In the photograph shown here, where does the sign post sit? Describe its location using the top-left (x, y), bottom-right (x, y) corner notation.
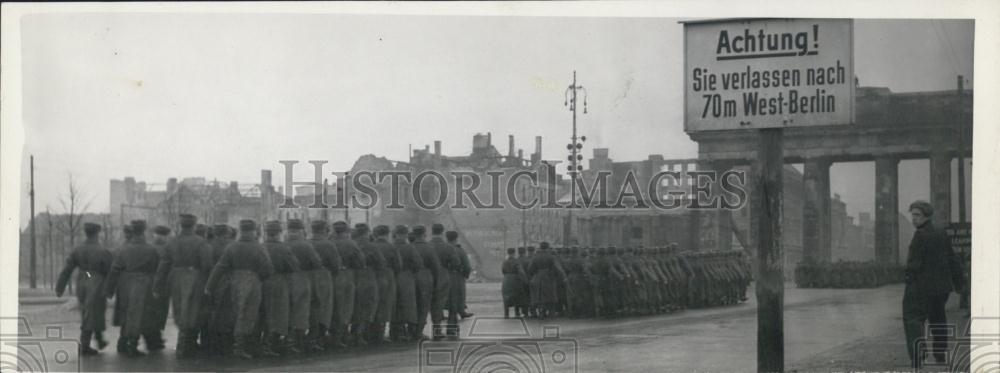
top-left (682, 18), bottom-right (855, 373)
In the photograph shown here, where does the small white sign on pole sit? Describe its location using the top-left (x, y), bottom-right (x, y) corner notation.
top-left (683, 18), bottom-right (855, 132)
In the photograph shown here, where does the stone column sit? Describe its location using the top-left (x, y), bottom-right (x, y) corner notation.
top-left (802, 158), bottom-right (832, 263)
top-left (713, 161), bottom-right (735, 251)
top-left (929, 150), bottom-right (952, 229)
top-left (875, 157), bottom-right (899, 263)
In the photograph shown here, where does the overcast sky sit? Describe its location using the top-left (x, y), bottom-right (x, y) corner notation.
top-left (17, 15), bottom-right (973, 225)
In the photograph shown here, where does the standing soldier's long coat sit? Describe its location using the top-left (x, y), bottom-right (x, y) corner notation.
top-left (56, 227), bottom-right (113, 334)
top-left (287, 233), bottom-right (320, 333)
top-left (262, 234), bottom-right (299, 335)
top-left (393, 231), bottom-right (420, 325)
top-left (527, 247), bottom-right (561, 308)
top-left (411, 230), bottom-right (440, 330)
top-left (153, 221), bottom-right (215, 349)
top-left (429, 234), bottom-right (458, 322)
top-left (205, 225), bottom-right (235, 347)
top-left (105, 230), bottom-right (160, 341)
top-left (308, 224), bottom-right (339, 337)
top-left (501, 253), bottom-right (527, 307)
top-left (373, 233), bottom-right (400, 328)
top-left (352, 230), bottom-right (383, 325)
top-left (331, 228), bottom-right (363, 329)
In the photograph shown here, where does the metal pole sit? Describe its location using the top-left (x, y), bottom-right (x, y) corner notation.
top-left (756, 128), bottom-right (784, 373)
top-left (956, 75), bottom-right (967, 224)
top-left (29, 155), bottom-right (37, 289)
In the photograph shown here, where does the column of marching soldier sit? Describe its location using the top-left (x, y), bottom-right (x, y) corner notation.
top-left (500, 243), bottom-right (753, 319)
top-left (55, 214), bottom-right (475, 359)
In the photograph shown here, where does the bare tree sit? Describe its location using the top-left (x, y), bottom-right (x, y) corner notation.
top-left (57, 174), bottom-right (92, 249)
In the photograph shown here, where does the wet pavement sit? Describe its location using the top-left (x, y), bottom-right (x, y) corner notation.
top-left (11, 283), bottom-right (967, 372)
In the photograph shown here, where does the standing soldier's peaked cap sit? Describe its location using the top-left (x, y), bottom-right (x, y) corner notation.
top-left (83, 222), bottom-right (102, 234)
top-left (354, 223), bottom-right (370, 233)
top-left (212, 224), bottom-right (229, 236)
top-left (287, 219), bottom-right (305, 230)
top-left (373, 225), bottom-right (390, 236)
top-left (445, 231), bottom-right (459, 241)
top-left (179, 213), bottom-right (197, 227)
top-left (238, 219), bottom-right (257, 231)
top-left (393, 225), bottom-right (409, 235)
top-left (153, 226), bottom-right (172, 236)
top-left (431, 223), bottom-right (445, 234)
top-left (908, 200), bottom-right (934, 217)
top-left (310, 220), bottom-right (329, 232)
top-left (411, 225), bottom-right (426, 235)
top-left (130, 220), bottom-right (147, 233)
top-left (264, 220), bottom-right (282, 233)
top-left (332, 221), bottom-right (348, 233)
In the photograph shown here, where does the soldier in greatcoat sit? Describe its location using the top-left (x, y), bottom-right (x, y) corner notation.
top-left (260, 220), bottom-right (300, 357)
top-left (391, 225), bottom-right (420, 342)
top-left (307, 220), bottom-right (338, 350)
top-left (56, 222), bottom-right (113, 356)
top-left (371, 225), bottom-right (400, 344)
top-left (104, 220), bottom-right (159, 357)
top-left (330, 221), bottom-right (362, 348)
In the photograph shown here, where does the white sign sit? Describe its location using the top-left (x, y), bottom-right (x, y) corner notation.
top-left (683, 18), bottom-right (855, 132)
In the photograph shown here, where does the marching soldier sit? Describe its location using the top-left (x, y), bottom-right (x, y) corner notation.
top-left (330, 221), bottom-right (362, 348)
top-left (104, 220), bottom-right (160, 357)
top-left (411, 225), bottom-right (440, 341)
top-left (203, 224), bottom-right (235, 355)
top-left (286, 219), bottom-right (321, 353)
top-left (260, 220), bottom-right (299, 357)
top-left (391, 225), bottom-right (420, 342)
top-left (308, 220), bottom-right (339, 350)
top-left (153, 214), bottom-right (214, 358)
top-left (204, 219), bottom-right (274, 359)
top-left (429, 224), bottom-right (460, 340)
top-left (446, 231), bottom-right (474, 319)
top-left (515, 247), bottom-right (530, 317)
top-left (501, 248), bottom-right (527, 319)
top-left (56, 222), bottom-right (113, 356)
top-left (143, 226), bottom-right (172, 352)
top-left (527, 242), bottom-right (562, 319)
top-left (372, 225), bottom-right (400, 344)
top-left (351, 223), bottom-right (382, 346)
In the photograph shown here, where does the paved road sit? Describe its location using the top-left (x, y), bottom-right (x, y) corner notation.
top-left (10, 283), bottom-right (966, 372)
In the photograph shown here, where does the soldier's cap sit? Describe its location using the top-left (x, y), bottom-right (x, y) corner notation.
top-left (212, 224), bottom-right (229, 236)
top-left (310, 220), bottom-right (329, 233)
top-left (83, 222), bottom-right (102, 235)
top-left (507, 248), bottom-right (516, 254)
top-left (238, 219), bottom-right (257, 232)
top-left (617, 247), bottom-right (626, 254)
top-left (527, 246), bottom-right (536, 252)
top-left (373, 225), bottom-right (390, 236)
top-left (332, 221), bottom-right (348, 233)
top-left (194, 224), bottom-right (207, 235)
top-left (431, 223), bottom-right (445, 235)
top-left (597, 247), bottom-right (606, 255)
top-left (285, 219), bottom-right (304, 230)
top-left (539, 242), bottom-right (551, 250)
top-left (908, 200), bottom-right (933, 217)
top-left (393, 225), bottom-right (409, 235)
top-left (154, 225), bottom-right (172, 236)
top-left (411, 225), bottom-right (426, 235)
top-left (517, 247), bottom-right (526, 253)
top-left (122, 224), bottom-right (133, 234)
top-left (179, 213), bottom-right (197, 227)
top-left (354, 223), bottom-right (370, 233)
top-left (264, 220), bottom-right (282, 233)
top-left (130, 220), bottom-right (147, 233)
top-left (445, 230), bottom-right (458, 241)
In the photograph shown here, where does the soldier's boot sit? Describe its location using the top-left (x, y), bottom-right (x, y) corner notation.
top-left (432, 323), bottom-right (446, 341)
top-left (414, 323), bottom-right (430, 341)
top-left (80, 330), bottom-right (98, 356)
top-left (301, 328), bottom-right (324, 353)
top-left (116, 336), bottom-right (128, 354)
top-left (233, 334), bottom-right (254, 360)
top-left (125, 337), bottom-right (146, 357)
top-left (333, 325), bottom-right (350, 348)
top-left (255, 333), bottom-right (279, 358)
top-left (284, 332), bottom-right (303, 356)
top-left (94, 332), bottom-right (109, 350)
top-left (145, 330), bottom-right (166, 351)
top-left (367, 323), bottom-right (383, 345)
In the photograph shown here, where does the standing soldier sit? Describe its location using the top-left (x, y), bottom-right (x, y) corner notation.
top-left (104, 220), bottom-right (160, 357)
top-left (203, 224), bottom-right (235, 355)
top-left (446, 231), bottom-right (474, 319)
top-left (153, 214), bottom-right (214, 358)
top-left (143, 226), bottom-right (172, 352)
top-left (56, 222), bottom-right (113, 356)
top-left (330, 221), bottom-right (362, 348)
top-left (501, 248), bottom-right (527, 319)
top-left (371, 225), bottom-right (399, 344)
top-left (515, 247), bottom-right (530, 318)
top-left (286, 219), bottom-right (320, 353)
top-left (260, 220), bottom-right (300, 357)
top-left (526, 246), bottom-right (539, 317)
top-left (205, 219), bottom-right (273, 359)
top-left (527, 242), bottom-right (561, 319)
top-left (351, 223), bottom-right (381, 346)
top-left (391, 225), bottom-right (419, 342)
top-left (411, 225), bottom-right (439, 341)
top-left (308, 220), bottom-right (338, 351)
top-left (429, 224), bottom-right (459, 340)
